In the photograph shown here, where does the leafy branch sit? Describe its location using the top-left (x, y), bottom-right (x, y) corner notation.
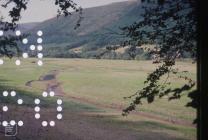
top-left (119, 0), bottom-right (197, 123)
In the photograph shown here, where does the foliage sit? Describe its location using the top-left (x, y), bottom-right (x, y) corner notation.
top-left (0, 0), bottom-right (82, 57)
top-left (120, 0), bottom-right (197, 122)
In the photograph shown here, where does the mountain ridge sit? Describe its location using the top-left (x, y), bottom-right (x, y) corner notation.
top-left (27, 1), bottom-right (144, 59)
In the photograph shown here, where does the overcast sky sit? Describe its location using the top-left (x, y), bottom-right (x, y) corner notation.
top-left (0, 0), bottom-right (133, 23)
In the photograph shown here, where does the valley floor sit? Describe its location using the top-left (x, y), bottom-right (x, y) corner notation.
top-left (0, 58), bottom-right (196, 140)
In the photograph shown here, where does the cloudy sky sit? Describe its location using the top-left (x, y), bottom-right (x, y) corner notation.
top-left (0, 0), bottom-right (133, 23)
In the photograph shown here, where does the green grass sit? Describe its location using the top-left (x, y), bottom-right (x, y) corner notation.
top-left (99, 116), bottom-right (196, 139)
top-left (56, 59), bottom-right (196, 121)
top-left (0, 58), bottom-right (196, 140)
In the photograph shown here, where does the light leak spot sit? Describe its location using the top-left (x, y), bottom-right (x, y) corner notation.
top-left (15, 60), bottom-right (21, 66)
top-left (0, 30), bottom-right (3, 36)
top-left (42, 91), bottom-right (48, 97)
top-left (22, 38), bottom-right (28, 44)
top-left (37, 38), bottom-right (43, 44)
top-left (37, 30), bottom-right (43, 36)
top-left (57, 106), bottom-right (62, 112)
top-left (37, 45), bottom-right (43, 51)
top-left (10, 120), bottom-right (16, 126)
top-left (22, 53), bottom-right (29, 58)
top-left (3, 91), bottom-right (9, 96)
top-left (2, 106), bottom-right (8, 112)
top-left (2, 121), bottom-right (8, 127)
top-left (15, 30), bottom-right (21, 36)
top-left (17, 99), bottom-right (23, 105)
top-left (10, 91), bottom-right (16, 96)
top-left (57, 99), bottom-right (63, 105)
top-left (35, 113), bottom-right (40, 119)
top-left (34, 106), bottom-right (40, 112)
top-left (42, 121), bottom-right (48, 127)
top-left (30, 45), bottom-right (36, 51)
top-left (57, 114), bottom-right (62, 120)
top-left (49, 91), bottom-right (55, 97)
top-left (49, 121), bottom-right (55, 127)
top-left (38, 53), bottom-right (43, 59)
top-left (0, 59), bottom-right (4, 65)
top-left (18, 121), bottom-right (24, 126)
top-left (34, 99), bottom-right (40, 104)
top-left (37, 60), bottom-right (43, 66)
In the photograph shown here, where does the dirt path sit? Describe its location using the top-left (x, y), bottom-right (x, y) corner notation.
top-left (25, 70), bottom-right (195, 128)
top-left (44, 70), bottom-right (65, 96)
top-left (25, 70), bottom-right (65, 96)
top-left (0, 106), bottom-right (182, 140)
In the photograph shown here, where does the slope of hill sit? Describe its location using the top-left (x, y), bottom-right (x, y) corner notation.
top-left (28, 1), bottom-right (144, 59)
top-left (18, 22), bottom-right (39, 32)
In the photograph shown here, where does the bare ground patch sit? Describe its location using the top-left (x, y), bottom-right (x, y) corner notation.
top-left (0, 105), bottom-right (188, 140)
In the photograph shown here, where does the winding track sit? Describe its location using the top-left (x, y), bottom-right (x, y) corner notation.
top-left (25, 69), bottom-right (195, 128)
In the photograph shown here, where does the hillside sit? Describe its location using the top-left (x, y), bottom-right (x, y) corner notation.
top-left (18, 22), bottom-right (39, 32)
top-left (28, 1), bottom-right (144, 59)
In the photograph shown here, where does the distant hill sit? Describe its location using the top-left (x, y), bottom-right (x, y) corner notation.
top-left (27, 1), bottom-right (145, 59)
top-left (18, 22), bottom-right (39, 32)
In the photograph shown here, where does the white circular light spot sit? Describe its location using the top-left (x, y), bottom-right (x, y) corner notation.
top-left (37, 45), bottom-right (43, 51)
top-left (49, 91), bottom-right (55, 97)
top-left (2, 121), bottom-right (8, 127)
top-left (42, 121), bottom-right (48, 127)
top-left (34, 106), bottom-right (40, 112)
top-left (34, 99), bottom-right (40, 104)
top-left (42, 91), bottom-right (47, 97)
top-left (57, 114), bottom-right (62, 120)
top-left (18, 121), bottom-right (23, 126)
top-left (37, 38), bottom-right (43, 44)
top-left (37, 30), bottom-right (43, 36)
top-left (49, 121), bottom-right (55, 127)
top-left (22, 38), bottom-right (28, 44)
top-left (22, 53), bottom-right (28, 58)
top-left (3, 91), bottom-right (8, 96)
top-left (30, 45), bottom-right (35, 50)
top-left (0, 30), bottom-right (3, 36)
top-left (37, 53), bottom-right (43, 59)
top-left (57, 99), bottom-right (62, 105)
top-left (35, 113), bottom-right (40, 119)
top-left (15, 30), bottom-right (21, 36)
top-left (0, 59), bottom-right (4, 65)
top-left (37, 60), bottom-right (43, 66)
top-left (3, 106), bottom-right (8, 112)
top-left (15, 60), bottom-right (21, 66)
top-left (10, 91), bottom-right (16, 96)
top-left (17, 99), bottom-right (23, 105)
top-left (10, 120), bottom-right (16, 126)
top-left (57, 106), bottom-right (62, 112)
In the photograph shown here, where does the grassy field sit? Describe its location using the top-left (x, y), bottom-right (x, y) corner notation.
top-left (0, 58), bottom-right (196, 140)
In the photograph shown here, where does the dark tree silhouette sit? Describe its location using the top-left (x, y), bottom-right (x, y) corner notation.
top-left (119, 0), bottom-right (197, 123)
top-left (0, 0), bottom-right (82, 57)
